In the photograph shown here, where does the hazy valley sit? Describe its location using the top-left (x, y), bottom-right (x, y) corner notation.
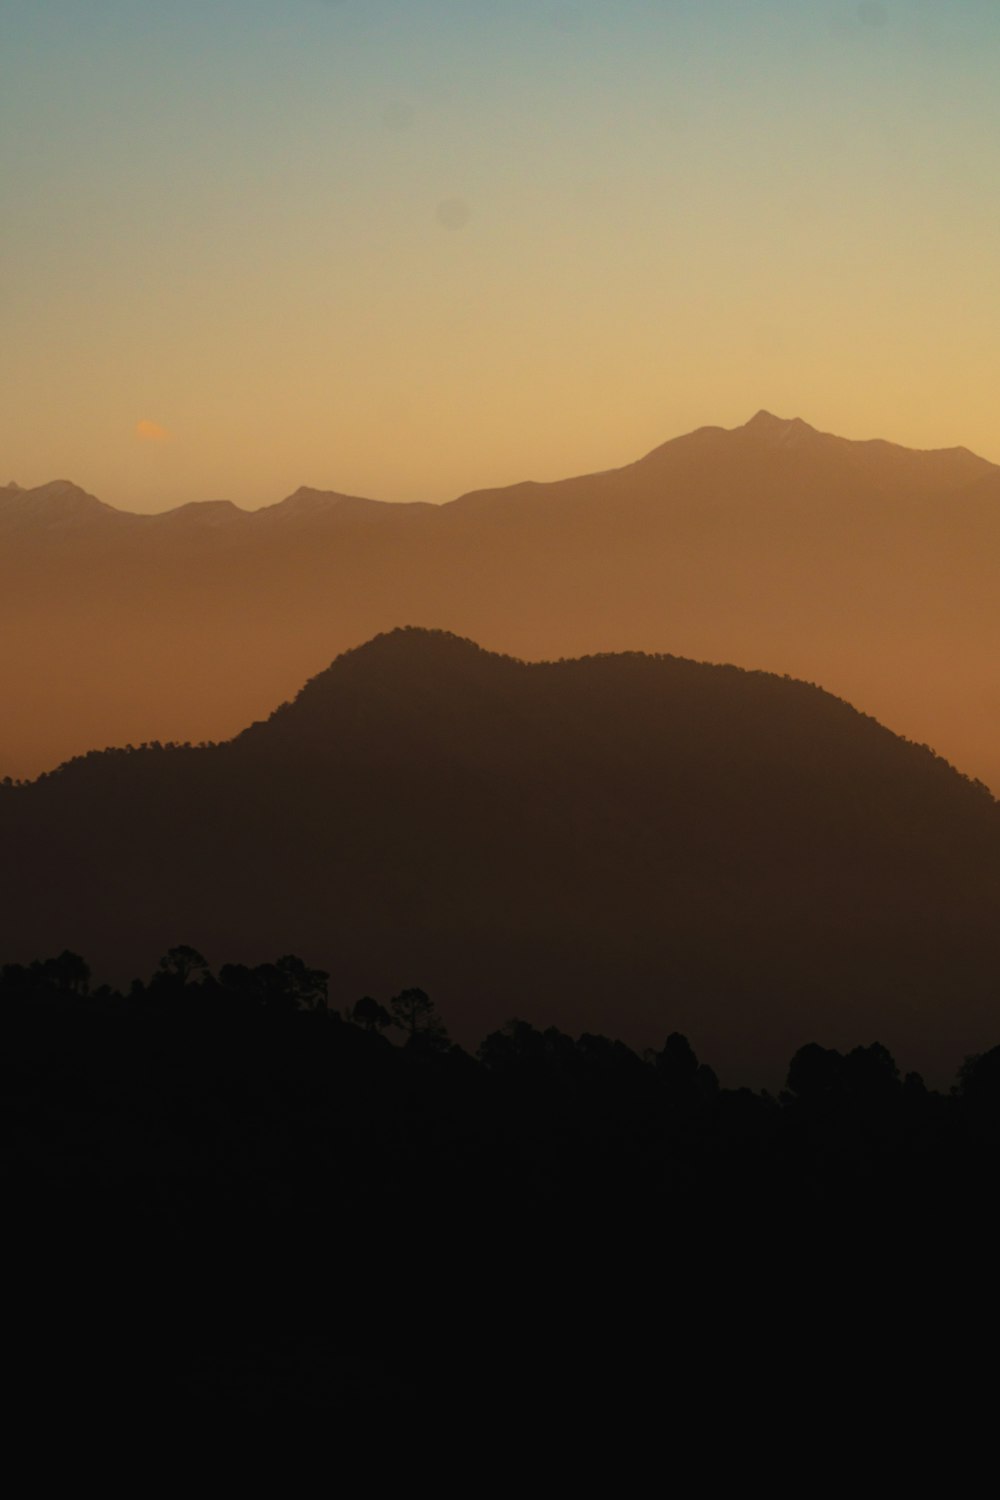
top-left (6, 410), bottom-right (1000, 793)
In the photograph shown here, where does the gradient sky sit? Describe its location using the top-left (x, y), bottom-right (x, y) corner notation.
top-left (3, 0), bottom-right (999, 511)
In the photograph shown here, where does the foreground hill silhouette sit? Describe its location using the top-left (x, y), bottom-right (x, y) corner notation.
top-left (2, 628), bottom-right (998, 1081)
top-left (5, 411), bottom-right (1000, 788)
top-left (4, 949), bottom-right (1000, 1428)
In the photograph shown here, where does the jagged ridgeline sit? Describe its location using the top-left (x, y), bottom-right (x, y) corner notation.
top-left (2, 628), bottom-right (999, 1081)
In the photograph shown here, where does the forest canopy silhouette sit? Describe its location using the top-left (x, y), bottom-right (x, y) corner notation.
top-left (5, 943), bottom-right (1000, 1419)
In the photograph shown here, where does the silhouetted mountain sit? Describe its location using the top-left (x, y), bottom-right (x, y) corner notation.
top-left (0, 478), bottom-right (116, 534)
top-left (2, 629), bottom-right (998, 1081)
top-left (147, 498), bottom-right (248, 530)
top-left (4, 412), bottom-right (1000, 789)
top-left (260, 485), bottom-right (436, 525)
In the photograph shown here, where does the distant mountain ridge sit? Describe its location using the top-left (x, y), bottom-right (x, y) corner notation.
top-left (2, 628), bottom-right (998, 1082)
top-left (4, 411), bottom-right (1000, 791)
top-left (6, 411), bottom-right (997, 527)
top-left (0, 477), bottom-right (408, 533)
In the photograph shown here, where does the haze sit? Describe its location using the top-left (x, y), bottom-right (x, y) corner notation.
top-left (3, 411), bottom-right (1000, 799)
top-left (3, 1), bottom-right (1000, 511)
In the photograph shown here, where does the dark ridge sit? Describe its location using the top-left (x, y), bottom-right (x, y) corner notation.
top-left (2, 630), bottom-right (998, 1083)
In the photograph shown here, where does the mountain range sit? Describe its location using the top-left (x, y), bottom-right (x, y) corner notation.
top-left (3, 627), bottom-right (998, 1082)
top-left (5, 410), bottom-right (1000, 790)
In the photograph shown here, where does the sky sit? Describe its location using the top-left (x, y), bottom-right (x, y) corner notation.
top-left (2, 0), bottom-right (999, 511)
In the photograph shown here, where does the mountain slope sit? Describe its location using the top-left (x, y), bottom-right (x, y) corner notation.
top-left (2, 629), bottom-right (997, 1081)
top-left (0, 479), bottom-right (118, 534)
top-left (4, 412), bottom-right (1000, 789)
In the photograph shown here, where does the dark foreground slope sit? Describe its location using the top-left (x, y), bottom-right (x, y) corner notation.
top-left (2, 628), bottom-right (999, 1079)
top-left (5, 966), bottom-right (1000, 1431)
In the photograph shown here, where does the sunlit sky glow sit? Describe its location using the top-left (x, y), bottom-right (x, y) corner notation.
top-left (3, 0), bottom-right (998, 510)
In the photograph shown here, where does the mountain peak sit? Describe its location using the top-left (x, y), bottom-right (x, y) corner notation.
top-left (319, 626), bottom-right (496, 680)
top-left (0, 478), bottom-right (116, 531)
top-left (743, 410), bottom-right (818, 443)
top-left (230, 628), bottom-right (513, 749)
top-left (152, 498), bottom-right (248, 527)
top-left (261, 485), bottom-right (392, 522)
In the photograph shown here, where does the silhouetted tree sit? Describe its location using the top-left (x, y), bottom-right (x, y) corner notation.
top-left (217, 962), bottom-right (259, 1006)
top-left (957, 1045), bottom-right (1000, 1102)
top-left (653, 1032), bottom-right (718, 1103)
top-left (478, 1019), bottom-right (578, 1075)
top-left (842, 1042), bottom-right (900, 1102)
top-left (785, 1042), bottom-right (900, 1107)
top-left (389, 987), bottom-right (449, 1049)
top-left (0, 961), bottom-right (31, 994)
top-left (350, 995), bottom-right (393, 1032)
top-left (158, 946), bottom-right (209, 985)
top-left (216, 956), bottom-right (328, 1012)
top-left (274, 954), bottom-right (329, 1012)
top-left (35, 950), bottom-right (90, 996)
top-left (955, 1044), bottom-right (1000, 1143)
top-left (785, 1043), bottom-right (844, 1102)
top-left (656, 1032), bottom-right (699, 1085)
